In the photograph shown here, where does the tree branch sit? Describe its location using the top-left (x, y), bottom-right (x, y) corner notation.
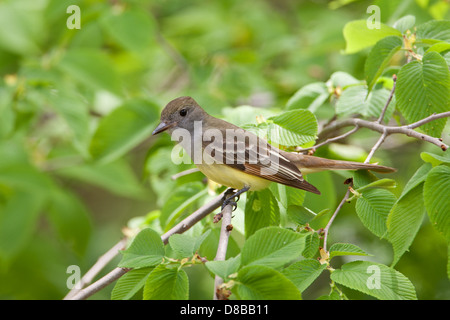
top-left (377, 74), bottom-right (397, 124)
top-left (318, 112), bottom-right (450, 151)
top-left (213, 203), bottom-right (233, 300)
top-left (66, 190), bottom-right (228, 300)
top-left (322, 180), bottom-right (352, 253)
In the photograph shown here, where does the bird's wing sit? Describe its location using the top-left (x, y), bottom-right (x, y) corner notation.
top-left (202, 129), bottom-right (321, 194)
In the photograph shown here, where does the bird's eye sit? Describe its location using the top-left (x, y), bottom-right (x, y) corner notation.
top-left (179, 109), bottom-right (187, 117)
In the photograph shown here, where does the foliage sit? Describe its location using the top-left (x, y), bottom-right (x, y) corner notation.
top-left (0, 0), bottom-right (448, 300)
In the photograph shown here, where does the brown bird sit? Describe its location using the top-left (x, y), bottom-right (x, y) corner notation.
top-left (152, 96), bottom-right (395, 206)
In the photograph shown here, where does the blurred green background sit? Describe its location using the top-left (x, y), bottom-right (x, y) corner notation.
top-left (0, 0), bottom-right (448, 299)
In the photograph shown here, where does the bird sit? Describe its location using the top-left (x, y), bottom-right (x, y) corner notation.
top-left (152, 96), bottom-right (395, 208)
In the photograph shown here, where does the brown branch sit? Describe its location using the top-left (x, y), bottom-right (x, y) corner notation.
top-left (66, 190), bottom-right (228, 300)
top-left (322, 180), bottom-right (352, 253)
top-left (377, 74), bottom-right (397, 124)
top-left (213, 203), bottom-right (233, 300)
top-left (64, 237), bottom-right (127, 299)
top-left (318, 112), bottom-right (450, 151)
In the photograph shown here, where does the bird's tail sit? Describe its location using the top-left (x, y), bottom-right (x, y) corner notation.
top-left (282, 153), bottom-right (396, 175)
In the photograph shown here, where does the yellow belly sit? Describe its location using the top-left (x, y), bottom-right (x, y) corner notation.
top-left (196, 163), bottom-right (270, 191)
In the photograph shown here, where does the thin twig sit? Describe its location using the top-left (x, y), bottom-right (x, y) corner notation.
top-left (318, 112), bottom-right (450, 151)
top-left (64, 237), bottom-right (128, 299)
top-left (364, 130), bottom-right (388, 163)
top-left (171, 168), bottom-right (200, 180)
top-left (322, 182), bottom-right (352, 253)
top-left (213, 203), bottom-right (233, 300)
top-left (377, 74), bottom-right (397, 124)
top-left (67, 190), bottom-right (228, 300)
top-left (299, 126), bottom-right (360, 152)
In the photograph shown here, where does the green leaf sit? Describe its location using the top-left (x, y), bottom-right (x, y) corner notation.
top-left (0, 190), bottom-right (46, 261)
top-left (58, 48), bottom-right (122, 95)
top-left (234, 265), bottom-right (301, 300)
top-left (143, 264), bottom-right (189, 300)
top-left (270, 183), bottom-right (306, 208)
top-left (240, 226), bottom-right (306, 269)
top-left (393, 15), bottom-right (416, 34)
top-left (287, 206), bottom-right (317, 225)
top-left (364, 36), bottom-right (402, 93)
top-left (336, 85), bottom-right (395, 121)
top-left (387, 184), bottom-right (425, 266)
top-left (119, 228), bottom-right (165, 269)
top-left (356, 178), bottom-right (397, 192)
top-left (244, 189), bottom-right (280, 237)
top-left (111, 268), bottom-right (153, 300)
top-left (0, 2), bottom-right (43, 55)
top-left (89, 98), bottom-right (160, 163)
top-left (355, 189), bottom-right (397, 238)
top-left (329, 243), bottom-right (371, 259)
top-left (205, 255), bottom-right (241, 279)
top-left (160, 182), bottom-right (206, 230)
top-left (423, 165), bottom-right (450, 241)
top-left (417, 20), bottom-right (450, 44)
top-left (329, 71), bottom-right (360, 88)
top-left (46, 190), bottom-right (92, 256)
top-left (267, 109), bottom-right (318, 147)
top-left (331, 261), bottom-right (417, 300)
top-left (56, 159), bottom-right (146, 199)
top-left (426, 41), bottom-right (450, 54)
top-left (100, 9), bottom-right (155, 52)
top-left (48, 89), bottom-right (90, 157)
top-left (302, 232), bottom-right (319, 258)
top-left (421, 151), bottom-right (450, 167)
top-left (168, 230), bottom-right (210, 259)
top-left (399, 163), bottom-right (432, 200)
top-left (168, 234), bottom-right (197, 259)
top-left (282, 259), bottom-right (327, 292)
top-left (286, 82), bottom-right (330, 112)
top-left (343, 20), bottom-right (402, 54)
top-left (396, 51), bottom-right (450, 137)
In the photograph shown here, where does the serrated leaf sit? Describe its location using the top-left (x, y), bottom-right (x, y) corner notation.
top-left (393, 15), bottom-right (416, 34)
top-left (89, 98), bottom-right (160, 163)
top-left (241, 226), bottom-right (306, 269)
top-left (160, 182), bottom-right (206, 230)
top-left (287, 205), bottom-right (316, 225)
top-left (205, 255), bottom-right (241, 280)
top-left (168, 234), bottom-right (196, 258)
top-left (111, 268), bottom-right (153, 300)
top-left (286, 82), bottom-right (330, 112)
top-left (119, 228), bottom-right (165, 269)
top-left (336, 85), bottom-right (395, 121)
top-left (244, 189), bottom-right (280, 237)
top-left (343, 20), bottom-right (402, 54)
top-left (329, 71), bottom-right (360, 88)
top-left (267, 109), bottom-right (318, 147)
top-left (331, 261), bottom-right (417, 300)
top-left (387, 185), bottom-right (425, 266)
top-left (417, 20), bottom-right (450, 44)
top-left (399, 163), bottom-right (432, 200)
top-left (355, 189), bottom-right (397, 238)
top-left (282, 259), bottom-right (327, 292)
top-left (143, 264), bottom-right (189, 300)
top-left (329, 243), bottom-right (371, 259)
top-left (396, 51), bottom-right (450, 137)
top-left (423, 165), bottom-right (450, 241)
top-left (234, 265), bottom-right (302, 300)
top-left (365, 36), bottom-right (402, 93)
top-left (302, 232), bottom-right (320, 258)
top-left (420, 152), bottom-right (450, 167)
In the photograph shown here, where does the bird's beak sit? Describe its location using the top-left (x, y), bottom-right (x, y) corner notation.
top-left (152, 121), bottom-right (177, 135)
